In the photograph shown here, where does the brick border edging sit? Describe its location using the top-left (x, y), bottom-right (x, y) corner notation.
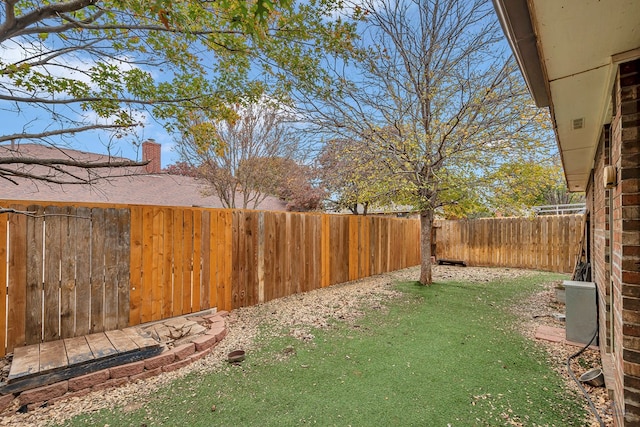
top-left (0, 311), bottom-right (229, 414)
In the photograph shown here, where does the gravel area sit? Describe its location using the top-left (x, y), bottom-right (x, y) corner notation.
top-left (0, 265), bottom-right (611, 426)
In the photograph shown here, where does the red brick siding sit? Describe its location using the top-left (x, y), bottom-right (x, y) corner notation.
top-left (619, 58), bottom-right (640, 425)
top-left (590, 60), bottom-right (640, 425)
top-left (591, 127), bottom-right (612, 352)
top-left (610, 64), bottom-right (626, 426)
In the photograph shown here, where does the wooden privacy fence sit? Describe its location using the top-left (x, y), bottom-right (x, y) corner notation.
top-left (0, 202), bottom-right (421, 356)
top-left (435, 215), bottom-right (583, 273)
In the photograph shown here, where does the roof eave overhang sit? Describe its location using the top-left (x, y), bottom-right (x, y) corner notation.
top-left (492, 0), bottom-right (549, 108)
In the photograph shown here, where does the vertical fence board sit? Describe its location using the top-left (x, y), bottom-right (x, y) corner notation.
top-left (141, 207), bottom-right (154, 322)
top-left (0, 213), bottom-right (7, 356)
top-left (149, 208), bottom-right (162, 322)
top-left (192, 210), bottom-right (202, 312)
top-left (129, 206), bottom-right (143, 326)
top-left (321, 215), bottom-right (330, 288)
top-left (246, 212), bottom-right (258, 306)
top-left (276, 212), bottom-right (288, 298)
top-left (310, 215), bottom-right (321, 290)
top-left (201, 211), bottom-right (211, 310)
top-left (25, 206), bottom-right (44, 345)
top-left (362, 217), bottom-right (369, 278)
top-left (263, 212), bottom-right (275, 302)
top-left (301, 215), bottom-right (311, 293)
top-left (209, 211), bottom-right (220, 310)
top-left (161, 208), bottom-right (173, 319)
top-left (60, 206), bottom-right (76, 339)
top-left (116, 209), bottom-right (130, 329)
top-left (43, 206), bottom-right (62, 341)
top-left (307, 215), bottom-right (315, 288)
top-left (290, 214), bottom-right (301, 296)
top-left (103, 208), bottom-right (119, 331)
top-left (213, 211), bottom-right (224, 310)
top-left (348, 216), bottom-right (358, 281)
top-left (171, 209), bottom-right (184, 316)
top-left (8, 206), bottom-right (28, 349)
top-left (75, 207), bottom-right (91, 336)
top-left (284, 213), bottom-right (293, 295)
top-left (182, 210), bottom-right (193, 315)
top-left (222, 211), bottom-right (233, 312)
top-left (90, 208), bottom-right (105, 333)
top-left (231, 212), bottom-right (240, 308)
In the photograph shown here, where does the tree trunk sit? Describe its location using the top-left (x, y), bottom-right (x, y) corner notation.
top-left (419, 209), bottom-right (434, 285)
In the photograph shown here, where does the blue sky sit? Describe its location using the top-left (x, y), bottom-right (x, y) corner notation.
top-left (0, 24), bottom-right (183, 168)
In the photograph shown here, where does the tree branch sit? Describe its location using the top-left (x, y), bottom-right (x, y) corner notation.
top-left (0, 0), bottom-right (98, 42)
top-left (0, 123), bottom-right (132, 144)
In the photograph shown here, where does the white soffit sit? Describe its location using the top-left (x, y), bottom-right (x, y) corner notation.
top-left (529, 0), bottom-right (640, 191)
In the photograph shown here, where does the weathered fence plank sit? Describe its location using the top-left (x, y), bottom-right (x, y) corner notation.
top-left (116, 209), bottom-right (130, 329)
top-left (128, 206), bottom-right (143, 327)
top-left (8, 206), bottom-right (28, 350)
top-left (25, 206), bottom-right (44, 345)
top-left (90, 208), bottom-right (106, 333)
top-left (0, 212), bottom-right (7, 357)
top-left (43, 205), bottom-right (62, 341)
top-left (60, 206), bottom-right (76, 339)
top-left (75, 207), bottom-right (92, 336)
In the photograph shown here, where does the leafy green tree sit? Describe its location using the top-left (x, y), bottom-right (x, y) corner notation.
top-left (0, 0), bottom-right (355, 182)
top-left (317, 137), bottom-right (400, 215)
top-left (486, 161), bottom-right (556, 216)
top-left (538, 165), bottom-right (585, 207)
top-left (477, 158), bottom-right (584, 216)
top-left (298, 0), bottom-right (553, 284)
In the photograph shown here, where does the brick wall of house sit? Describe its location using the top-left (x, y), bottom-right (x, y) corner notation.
top-left (616, 58), bottom-right (640, 425)
top-left (591, 126), bottom-right (612, 353)
top-left (610, 63), bottom-right (626, 426)
top-left (589, 59), bottom-right (640, 425)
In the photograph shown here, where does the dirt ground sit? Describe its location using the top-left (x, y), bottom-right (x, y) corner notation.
top-left (0, 265), bottom-right (612, 426)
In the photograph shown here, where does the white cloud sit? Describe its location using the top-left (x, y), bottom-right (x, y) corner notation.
top-left (1, 37), bottom-right (147, 96)
top-left (81, 109), bottom-right (150, 128)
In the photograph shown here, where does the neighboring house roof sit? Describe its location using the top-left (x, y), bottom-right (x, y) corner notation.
top-left (493, 0), bottom-right (640, 191)
top-left (0, 143), bottom-right (288, 210)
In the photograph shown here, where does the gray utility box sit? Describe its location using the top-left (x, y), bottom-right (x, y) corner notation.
top-left (564, 280), bottom-right (598, 345)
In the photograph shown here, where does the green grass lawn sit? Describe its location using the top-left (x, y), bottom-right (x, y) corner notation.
top-left (67, 272), bottom-right (587, 426)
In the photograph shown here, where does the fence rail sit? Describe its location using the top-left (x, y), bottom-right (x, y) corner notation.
top-left (435, 215), bottom-right (583, 273)
top-left (0, 202), bottom-right (421, 356)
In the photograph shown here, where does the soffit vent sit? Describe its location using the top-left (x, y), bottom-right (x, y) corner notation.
top-left (572, 118), bottom-right (585, 130)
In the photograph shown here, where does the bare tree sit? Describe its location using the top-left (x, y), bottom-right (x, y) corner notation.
top-left (176, 100), bottom-right (305, 209)
top-left (298, 0), bottom-right (552, 284)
